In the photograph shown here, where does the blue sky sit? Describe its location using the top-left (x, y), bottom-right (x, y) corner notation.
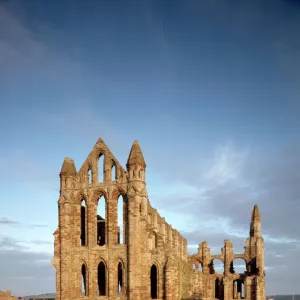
top-left (0, 0), bottom-right (300, 297)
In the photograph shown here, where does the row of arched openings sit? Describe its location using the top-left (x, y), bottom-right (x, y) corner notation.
top-left (81, 261), bottom-right (123, 296)
top-left (81, 263), bottom-right (158, 299)
top-left (192, 258), bottom-right (247, 274)
top-left (88, 154), bottom-right (117, 184)
top-left (214, 279), bottom-right (244, 300)
top-left (80, 195), bottom-right (126, 246)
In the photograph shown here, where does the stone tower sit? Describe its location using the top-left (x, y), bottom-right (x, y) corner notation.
top-left (52, 137), bottom-right (265, 300)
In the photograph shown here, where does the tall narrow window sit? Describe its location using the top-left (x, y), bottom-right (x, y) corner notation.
top-left (111, 163), bottom-right (116, 181)
top-left (82, 264), bottom-right (87, 296)
top-left (215, 279), bottom-right (220, 299)
top-left (234, 280), bottom-right (244, 299)
top-left (88, 168), bottom-right (92, 184)
top-left (153, 233), bottom-right (158, 249)
top-left (98, 154), bottom-right (104, 182)
top-left (97, 196), bottom-right (106, 246)
top-left (117, 262), bottom-right (123, 295)
top-left (117, 195), bottom-right (124, 244)
top-left (233, 280), bottom-right (238, 299)
top-left (150, 264), bottom-right (158, 299)
top-left (98, 262), bottom-right (106, 296)
top-left (80, 200), bottom-right (87, 246)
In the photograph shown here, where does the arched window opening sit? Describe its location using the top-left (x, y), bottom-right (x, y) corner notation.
top-left (230, 258), bottom-right (247, 274)
top-left (150, 264), bottom-right (158, 299)
top-left (248, 258), bottom-right (259, 275)
top-left (97, 196), bottom-right (106, 246)
top-left (98, 154), bottom-right (104, 183)
top-left (81, 264), bottom-right (87, 296)
top-left (192, 261), bottom-right (203, 272)
top-left (209, 259), bottom-right (224, 274)
top-left (98, 262), bottom-right (106, 296)
top-left (80, 200), bottom-right (87, 246)
top-left (117, 262), bottom-right (123, 296)
top-left (111, 163), bottom-right (116, 181)
top-left (88, 168), bottom-right (92, 185)
top-left (233, 279), bottom-right (244, 299)
top-left (215, 279), bottom-right (220, 300)
top-left (117, 195), bottom-right (125, 244)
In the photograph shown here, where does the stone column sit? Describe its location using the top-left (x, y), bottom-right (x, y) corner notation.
top-left (223, 277), bottom-right (230, 300)
top-left (88, 201), bottom-right (96, 247)
top-left (59, 200), bottom-right (72, 300)
top-left (127, 191), bottom-right (141, 300)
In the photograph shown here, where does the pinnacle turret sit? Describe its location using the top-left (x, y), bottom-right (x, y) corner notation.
top-left (250, 204), bottom-right (261, 237)
top-left (126, 140), bottom-right (146, 168)
top-left (251, 204), bottom-right (261, 222)
top-left (60, 157), bottom-right (77, 176)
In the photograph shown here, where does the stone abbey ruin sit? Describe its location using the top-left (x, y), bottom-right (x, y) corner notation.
top-left (52, 138), bottom-right (266, 300)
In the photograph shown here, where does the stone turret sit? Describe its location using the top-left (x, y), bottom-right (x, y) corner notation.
top-left (126, 140), bottom-right (146, 182)
top-left (60, 157), bottom-right (77, 191)
top-left (250, 204), bottom-right (261, 237)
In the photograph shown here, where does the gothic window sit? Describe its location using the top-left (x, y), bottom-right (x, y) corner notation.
top-left (80, 200), bottom-right (87, 246)
top-left (117, 195), bottom-right (125, 244)
top-left (111, 162), bottom-right (116, 181)
top-left (117, 262), bottom-right (123, 295)
top-left (98, 262), bottom-right (106, 296)
top-left (215, 278), bottom-right (220, 299)
top-left (150, 264), bottom-right (158, 299)
top-left (81, 264), bottom-right (87, 296)
top-left (98, 154), bottom-right (104, 182)
top-left (97, 196), bottom-right (106, 246)
top-left (88, 168), bottom-right (92, 184)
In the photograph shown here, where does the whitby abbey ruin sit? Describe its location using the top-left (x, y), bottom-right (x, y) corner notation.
top-left (52, 138), bottom-right (266, 300)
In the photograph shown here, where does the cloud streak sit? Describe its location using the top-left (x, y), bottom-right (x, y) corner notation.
top-left (0, 217), bottom-right (47, 229)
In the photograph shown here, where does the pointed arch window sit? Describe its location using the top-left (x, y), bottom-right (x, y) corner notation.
top-left (80, 200), bottom-right (87, 246)
top-left (88, 168), bottom-right (92, 184)
top-left (81, 264), bottom-right (87, 296)
top-left (111, 162), bottom-right (116, 181)
top-left (97, 196), bottom-right (106, 246)
top-left (117, 195), bottom-right (126, 244)
top-left (150, 264), bottom-right (158, 299)
top-left (98, 154), bottom-right (104, 182)
top-left (117, 262), bottom-right (123, 295)
top-left (98, 262), bottom-right (106, 296)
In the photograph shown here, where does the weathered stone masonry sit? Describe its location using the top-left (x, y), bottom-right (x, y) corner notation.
top-left (52, 138), bottom-right (266, 300)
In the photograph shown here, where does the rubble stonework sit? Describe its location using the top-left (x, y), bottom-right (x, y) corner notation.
top-left (0, 290), bottom-right (22, 300)
top-left (52, 138), bottom-right (266, 300)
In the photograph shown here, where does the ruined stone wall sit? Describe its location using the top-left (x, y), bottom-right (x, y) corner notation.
top-left (52, 138), bottom-right (188, 300)
top-left (186, 205), bottom-right (266, 300)
top-left (52, 138), bottom-right (265, 300)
